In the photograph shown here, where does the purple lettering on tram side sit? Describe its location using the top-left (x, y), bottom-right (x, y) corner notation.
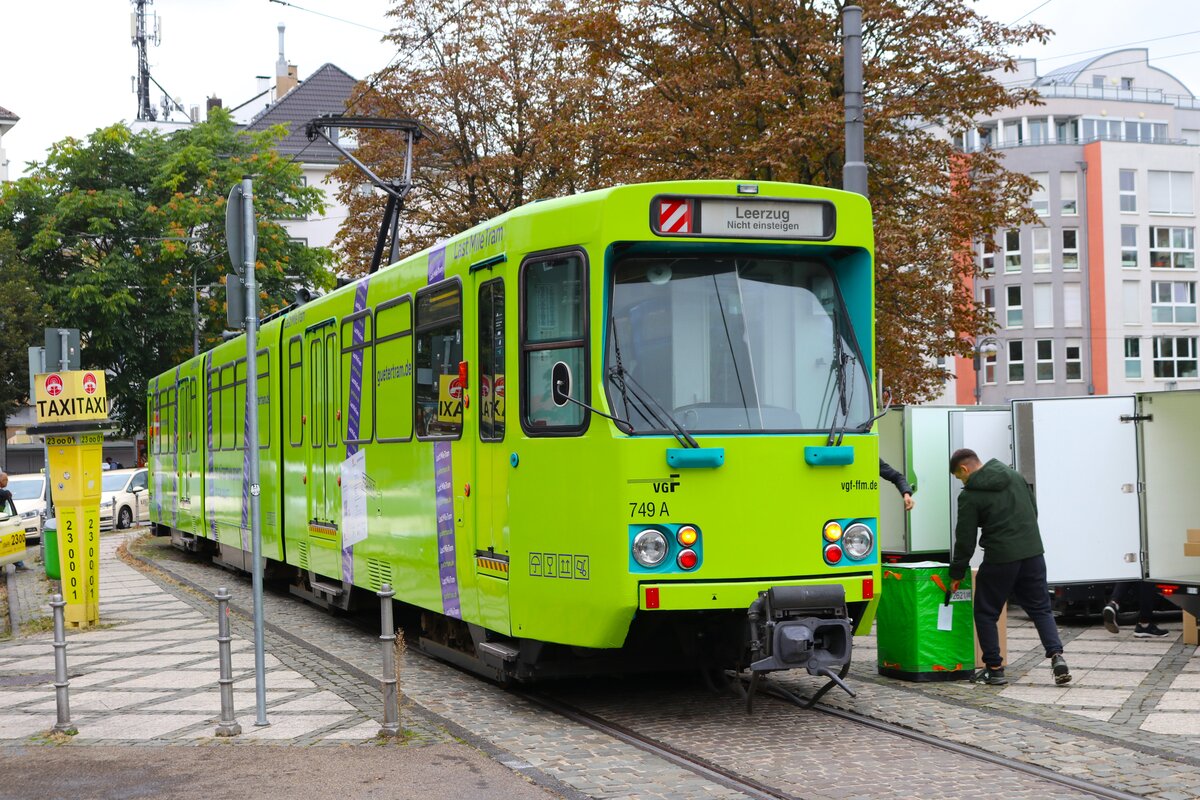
top-left (434, 441), bottom-right (460, 618)
top-left (427, 246), bottom-right (446, 284)
top-left (342, 278), bottom-right (372, 584)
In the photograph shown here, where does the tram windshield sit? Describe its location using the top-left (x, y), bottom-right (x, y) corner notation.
top-left (606, 255), bottom-right (872, 434)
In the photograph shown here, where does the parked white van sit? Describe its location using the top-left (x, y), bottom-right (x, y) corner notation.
top-left (99, 468), bottom-right (150, 530)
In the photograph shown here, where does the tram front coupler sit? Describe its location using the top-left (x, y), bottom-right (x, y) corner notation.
top-left (747, 585), bottom-right (854, 698)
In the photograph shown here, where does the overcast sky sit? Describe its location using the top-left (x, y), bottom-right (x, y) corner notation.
top-left (2, 0), bottom-right (395, 177)
top-left (3, 0), bottom-right (1200, 180)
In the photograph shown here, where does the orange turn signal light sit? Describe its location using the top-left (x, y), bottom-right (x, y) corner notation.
top-left (677, 525), bottom-right (698, 546)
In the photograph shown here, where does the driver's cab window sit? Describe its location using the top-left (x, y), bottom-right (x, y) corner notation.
top-left (415, 282), bottom-right (463, 439)
top-left (521, 252), bottom-right (588, 434)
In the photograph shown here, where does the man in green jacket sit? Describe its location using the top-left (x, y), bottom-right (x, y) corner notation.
top-left (947, 449), bottom-right (1071, 687)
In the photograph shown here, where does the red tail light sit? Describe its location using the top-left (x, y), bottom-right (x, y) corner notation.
top-left (862, 577), bottom-right (874, 599)
top-left (824, 544), bottom-right (843, 564)
top-left (677, 549), bottom-right (698, 570)
top-left (645, 587), bottom-right (660, 609)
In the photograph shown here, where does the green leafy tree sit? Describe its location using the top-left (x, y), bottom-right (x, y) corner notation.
top-left (0, 110), bottom-right (334, 434)
top-left (0, 231), bottom-right (48, 420)
top-left (338, 0), bottom-right (1047, 401)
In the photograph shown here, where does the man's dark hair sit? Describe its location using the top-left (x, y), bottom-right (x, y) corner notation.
top-left (949, 448), bottom-right (981, 474)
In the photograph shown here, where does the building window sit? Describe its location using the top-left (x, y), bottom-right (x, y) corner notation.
top-left (1008, 340), bottom-right (1025, 383)
top-left (1151, 281), bottom-right (1198, 323)
top-left (1034, 283), bottom-right (1053, 328)
top-left (1061, 228), bottom-right (1079, 270)
top-left (1065, 338), bottom-right (1082, 381)
top-left (981, 285), bottom-right (996, 322)
top-left (1148, 171), bottom-right (1195, 215)
top-left (1028, 120), bottom-right (1049, 145)
top-left (1153, 336), bottom-right (1198, 378)
top-left (1121, 77), bottom-right (1134, 90)
top-left (1123, 280), bottom-right (1141, 324)
top-left (1004, 229), bottom-right (1021, 272)
top-left (1059, 172), bottom-right (1078, 215)
top-left (1055, 118), bottom-right (1079, 145)
top-left (1031, 228), bottom-right (1051, 271)
top-left (979, 237), bottom-right (995, 274)
top-left (1150, 227), bottom-right (1195, 269)
top-left (1119, 170), bottom-right (1137, 212)
top-left (1036, 339), bottom-right (1054, 382)
top-left (1125, 337), bottom-right (1142, 379)
top-left (1006, 285), bottom-right (1023, 328)
top-left (1121, 225), bottom-right (1138, 269)
top-left (1031, 173), bottom-right (1049, 215)
top-left (984, 351), bottom-right (997, 385)
top-left (1064, 284), bottom-right (1082, 327)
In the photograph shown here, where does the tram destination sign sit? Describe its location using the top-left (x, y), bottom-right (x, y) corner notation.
top-left (652, 196), bottom-right (834, 241)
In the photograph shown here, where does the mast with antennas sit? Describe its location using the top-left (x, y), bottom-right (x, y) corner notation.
top-left (130, 0), bottom-right (161, 121)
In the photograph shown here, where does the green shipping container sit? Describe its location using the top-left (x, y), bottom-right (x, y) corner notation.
top-left (876, 562), bottom-right (974, 681)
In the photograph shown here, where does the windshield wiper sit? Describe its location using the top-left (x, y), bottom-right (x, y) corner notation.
top-left (825, 332), bottom-right (857, 447)
top-left (607, 366), bottom-right (699, 449)
top-left (607, 314), bottom-right (698, 449)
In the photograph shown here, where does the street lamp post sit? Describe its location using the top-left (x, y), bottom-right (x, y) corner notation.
top-left (973, 337), bottom-right (999, 405)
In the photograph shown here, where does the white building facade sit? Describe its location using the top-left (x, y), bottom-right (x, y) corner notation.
top-left (954, 49), bottom-right (1200, 404)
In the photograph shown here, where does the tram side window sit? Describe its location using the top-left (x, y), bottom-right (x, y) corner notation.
top-left (325, 332), bottom-right (340, 449)
top-left (160, 388), bottom-right (177, 455)
top-left (255, 348), bottom-right (270, 450)
top-left (234, 359), bottom-right (247, 449)
top-left (375, 298), bottom-right (414, 442)
top-left (220, 363), bottom-right (236, 451)
top-left (521, 252), bottom-right (587, 433)
top-left (341, 313), bottom-right (373, 445)
top-left (479, 279), bottom-right (505, 441)
top-left (415, 282), bottom-right (463, 439)
top-left (207, 368), bottom-right (221, 450)
top-left (288, 336), bottom-right (304, 447)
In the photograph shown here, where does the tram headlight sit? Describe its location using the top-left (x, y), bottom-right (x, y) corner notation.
top-left (632, 529), bottom-right (669, 568)
top-left (842, 523), bottom-right (874, 560)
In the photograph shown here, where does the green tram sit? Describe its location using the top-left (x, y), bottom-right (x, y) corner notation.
top-left (148, 180), bottom-right (882, 683)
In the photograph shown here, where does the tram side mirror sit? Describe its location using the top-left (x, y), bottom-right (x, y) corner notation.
top-left (551, 361), bottom-right (572, 407)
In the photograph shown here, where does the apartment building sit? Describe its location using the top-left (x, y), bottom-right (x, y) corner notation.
top-left (953, 49), bottom-right (1200, 404)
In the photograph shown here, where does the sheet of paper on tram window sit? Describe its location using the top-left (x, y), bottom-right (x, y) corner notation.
top-left (341, 448), bottom-right (369, 547)
top-left (937, 601), bottom-right (954, 631)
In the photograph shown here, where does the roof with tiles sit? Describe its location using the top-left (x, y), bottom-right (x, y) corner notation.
top-left (0, 105), bottom-right (19, 122)
top-left (244, 63), bottom-right (358, 165)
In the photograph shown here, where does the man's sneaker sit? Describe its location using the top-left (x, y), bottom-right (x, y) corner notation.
top-left (1134, 623), bottom-right (1170, 638)
top-left (1102, 601), bottom-right (1120, 634)
top-left (971, 666), bottom-right (1007, 686)
top-left (1051, 654), bottom-right (1072, 685)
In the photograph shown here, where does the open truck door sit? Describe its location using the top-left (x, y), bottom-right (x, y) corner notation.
top-left (879, 405), bottom-right (1009, 560)
top-left (1012, 398), bottom-right (1141, 606)
top-left (1137, 390), bottom-right (1200, 617)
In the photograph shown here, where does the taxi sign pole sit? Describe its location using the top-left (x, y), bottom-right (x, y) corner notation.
top-left (238, 177), bottom-right (269, 728)
top-left (29, 370), bottom-right (110, 629)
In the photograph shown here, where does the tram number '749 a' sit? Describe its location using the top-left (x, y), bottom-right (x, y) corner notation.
top-left (629, 502), bottom-right (670, 518)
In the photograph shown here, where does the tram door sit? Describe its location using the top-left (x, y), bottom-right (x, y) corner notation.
top-left (305, 320), bottom-right (340, 528)
top-left (473, 274), bottom-right (511, 631)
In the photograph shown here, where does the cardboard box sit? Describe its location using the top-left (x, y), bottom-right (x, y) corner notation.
top-left (1187, 529), bottom-right (1200, 543)
top-left (1185, 542), bottom-right (1200, 557)
top-left (1184, 612), bottom-right (1198, 647)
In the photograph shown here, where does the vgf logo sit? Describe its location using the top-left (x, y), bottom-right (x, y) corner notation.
top-left (654, 473), bottom-right (681, 493)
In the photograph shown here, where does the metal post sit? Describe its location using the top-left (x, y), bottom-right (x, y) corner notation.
top-left (214, 587), bottom-right (242, 736)
top-left (973, 345), bottom-right (982, 406)
top-left (842, 5), bottom-right (868, 198)
top-left (193, 267), bottom-right (201, 357)
top-left (378, 584), bottom-right (401, 737)
top-left (242, 176), bottom-right (269, 728)
top-left (5, 564), bottom-right (20, 638)
top-left (50, 594), bottom-right (77, 735)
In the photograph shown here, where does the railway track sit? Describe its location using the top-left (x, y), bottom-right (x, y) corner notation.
top-left (522, 678), bottom-right (1148, 800)
top-left (134, 541), bottom-right (1153, 800)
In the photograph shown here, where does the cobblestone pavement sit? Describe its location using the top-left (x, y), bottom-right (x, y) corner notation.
top-left (5, 534), bottom-right (1198, 799)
